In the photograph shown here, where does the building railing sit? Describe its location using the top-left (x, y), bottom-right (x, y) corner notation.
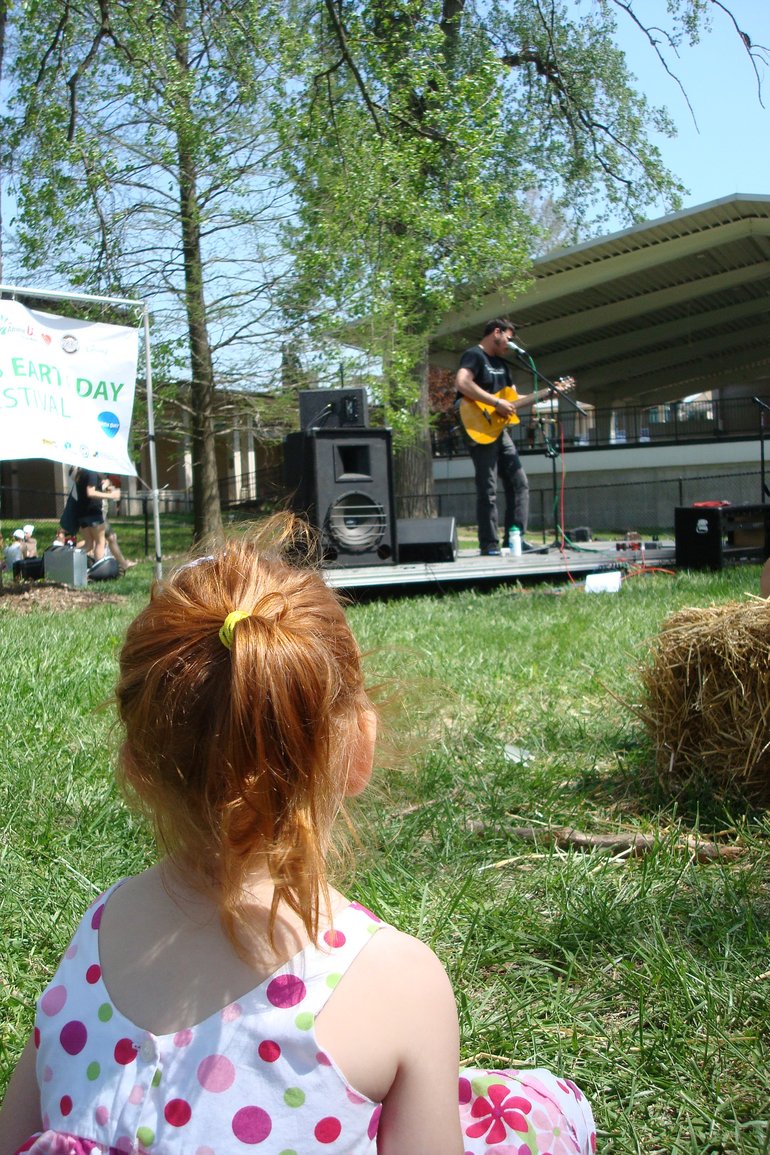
top-left (430, 393), bottom-right (770, 458)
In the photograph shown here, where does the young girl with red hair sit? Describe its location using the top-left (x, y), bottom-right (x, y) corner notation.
top-left (0, 516), bottom-right (595, 1155)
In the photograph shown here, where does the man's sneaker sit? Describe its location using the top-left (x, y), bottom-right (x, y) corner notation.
top-left (481, 546), bottom-right (502, 557)
top-left (521, 539), bottom-right (537, 552)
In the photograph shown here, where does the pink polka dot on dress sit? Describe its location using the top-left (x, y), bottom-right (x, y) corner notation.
top-left (41, 986), bottom-right (68, 1017)
top-left (231, 1105), bottom-right (272, 1143)
top-left (258, 1039), bottom-right (281, 1063)
top-left (113, 1038), bottom-right (136, 1066)
top-left (197, 1054), bottom-right (236, 1093)
top-left (59, 1021), bottom-right (87, 1055)
top-left (266, 973), bottom-right (306, 1008)
top-left (164, 1098), bottom-right (192, 1127)
top-left (315, 1116), bottom-right (343, 1143)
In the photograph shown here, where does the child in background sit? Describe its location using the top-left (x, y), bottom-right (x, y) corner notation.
top-left (0, 515), bottom-right (595, 1155)
top-left (21, 525), bottom-right (38, 559)
top-left (3, 528), bottom-right (25, 570)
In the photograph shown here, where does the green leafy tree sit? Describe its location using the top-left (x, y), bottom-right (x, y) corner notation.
top-left (1, 0), bottom-right (289, 541)
top-left (279, 0), bottom-right (765, 514)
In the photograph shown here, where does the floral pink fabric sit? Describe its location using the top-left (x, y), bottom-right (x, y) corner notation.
top-left (458, 1068), bottom-right (596, 1153)
top-left (14, 1133), bottom-right (99, 1155)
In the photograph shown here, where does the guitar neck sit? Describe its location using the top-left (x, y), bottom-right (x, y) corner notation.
top-left (514, 385), bottom-right (553, 410)
top-left (516, 380), bottom-right (570, 409)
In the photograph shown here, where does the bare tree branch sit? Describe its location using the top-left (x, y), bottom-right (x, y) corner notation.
top-left (608, 0), bottom-right (697, 126)
top-left (709, 0), bottom-right (769, 106)
top-left (322, 0), bottom-right (384, 135)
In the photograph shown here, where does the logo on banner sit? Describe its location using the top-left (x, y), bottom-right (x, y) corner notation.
top-left (61, 334), bottom-right (79, 354)
top-left (98, 411), bottom-right (120, 439)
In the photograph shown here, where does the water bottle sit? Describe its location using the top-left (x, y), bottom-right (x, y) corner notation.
top-left (510, 528), bottom-right (522, 557)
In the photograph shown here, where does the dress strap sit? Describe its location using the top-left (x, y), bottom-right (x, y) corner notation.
top-left (289, 901), bottom-right (387, 1018)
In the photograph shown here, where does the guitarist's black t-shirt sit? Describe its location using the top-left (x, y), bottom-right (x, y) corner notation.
top-left (455, 346), bottom-right (512, 402)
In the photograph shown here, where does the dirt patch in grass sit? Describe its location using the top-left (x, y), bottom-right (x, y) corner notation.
top-left (0, 580), bottom-right (126, 614)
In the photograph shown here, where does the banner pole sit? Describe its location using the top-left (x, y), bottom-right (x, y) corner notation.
top-left (142, 305), bottom-right (163, 580)
top-left (0, 283), bottom-right (144, 310)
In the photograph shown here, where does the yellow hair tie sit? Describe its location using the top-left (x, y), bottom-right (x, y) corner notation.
top-left (219, 610), bottom-right (250, 650)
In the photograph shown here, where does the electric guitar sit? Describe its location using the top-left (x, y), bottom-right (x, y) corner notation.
top-left (459, 377), bottom-right (576, 445)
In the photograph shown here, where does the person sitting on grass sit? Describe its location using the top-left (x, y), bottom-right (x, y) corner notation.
top-left (0, 514), bottom-right (595, 1155)
top-left (21, 525), bottom-right (37, 559)
top-left (5, 528), bottom-right (25, 565)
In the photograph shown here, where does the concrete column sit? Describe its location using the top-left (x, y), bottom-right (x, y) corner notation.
top-left (232, 426), bottom-right (243, 502)
top-left (246, 415), bottom-right (256, 501)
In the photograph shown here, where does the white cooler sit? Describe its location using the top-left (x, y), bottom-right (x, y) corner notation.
top-left (44, 547), bottom-right (88, 588)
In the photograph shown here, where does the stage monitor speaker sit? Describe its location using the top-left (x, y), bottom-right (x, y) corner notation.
top-left (298, 388), bottom-right (369, 431)
top-left (285, 428), bottom-right (396, 567)
top-left (675, 503), bottom-right (770, 569)
top-left (396, 517), bottom-right (458, 564)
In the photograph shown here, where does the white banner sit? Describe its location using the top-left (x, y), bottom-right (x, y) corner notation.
top-left (0, 300), bottom-right (139, 476)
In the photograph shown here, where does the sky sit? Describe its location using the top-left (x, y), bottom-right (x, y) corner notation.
top-left (610, 0), bottom-right (770, 226)
top-left (570, 3), bottom-right (769, 404)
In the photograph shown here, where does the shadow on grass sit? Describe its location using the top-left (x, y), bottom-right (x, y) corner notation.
top-left (574, 732), bottom-right (770, 831)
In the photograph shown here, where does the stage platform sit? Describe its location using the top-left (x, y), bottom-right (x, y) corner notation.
top-left (324, 540), bottom-right (676, 597)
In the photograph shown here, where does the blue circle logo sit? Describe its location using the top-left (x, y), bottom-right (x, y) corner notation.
top-left (98, 411), bottom-right (120, 439)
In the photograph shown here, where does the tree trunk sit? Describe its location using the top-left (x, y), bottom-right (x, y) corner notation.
top-left (393, 357), bottom-right (437, 518)
top-left (175, 1), bottom-right (223, 544)
top-left (179, 163), bottom-right (223, 543)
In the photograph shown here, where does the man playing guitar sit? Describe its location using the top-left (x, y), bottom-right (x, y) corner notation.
top-left (455, 318), bottom-right (570, 556)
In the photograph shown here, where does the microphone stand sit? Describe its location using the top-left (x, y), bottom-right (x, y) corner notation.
top-left (752, 396), bottom-right (770, 503)
top-left (540, 409), bottom-right (563, 550)
top-left (509, 346), bottom-right (588, 417)
top-left (510, 348), bottom-right (587, 549)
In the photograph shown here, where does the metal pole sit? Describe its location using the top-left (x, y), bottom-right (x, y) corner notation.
top-left (0, 282), bottom-right (144, 309)
top-left (760, 410), bottom-right (766, 504)
top-left (143, 306), bottom-right (164, 579)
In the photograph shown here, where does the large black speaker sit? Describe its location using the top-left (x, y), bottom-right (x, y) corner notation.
top-left (675, 504), bottom-right (770, 569)
top-left (298, 388), bottom-right (368, 431)
top-left (396, 517), bottom-right (458, 563)
top-left (285, 428), bottom-right (396, 567)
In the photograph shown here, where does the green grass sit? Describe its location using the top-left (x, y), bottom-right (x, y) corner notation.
top-left (1, 555), bottom-right (769, 1151)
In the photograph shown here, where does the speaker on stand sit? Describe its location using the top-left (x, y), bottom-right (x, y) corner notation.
top-left (285, 427), bottom-right (397, 567)
top-left (298, 388), bottom-right (369, 431)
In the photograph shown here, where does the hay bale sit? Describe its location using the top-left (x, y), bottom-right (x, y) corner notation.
top-left (641, 598), bottom-right (770, 801)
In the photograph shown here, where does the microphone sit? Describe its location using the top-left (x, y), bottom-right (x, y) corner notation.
top-left (507, 338), bottom-right (529, 356)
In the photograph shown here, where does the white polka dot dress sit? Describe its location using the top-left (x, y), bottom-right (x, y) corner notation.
top-left (29, 883), bottom-right (385, 1154)
top-left (21, 884), bottom-right (597, 1155)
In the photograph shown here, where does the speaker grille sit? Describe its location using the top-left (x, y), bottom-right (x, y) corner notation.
top-left (325, 491), bottom-right (388, 555)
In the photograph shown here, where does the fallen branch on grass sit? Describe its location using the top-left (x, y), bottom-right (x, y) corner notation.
top-left (477, 825), bottom-right (745, 864)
